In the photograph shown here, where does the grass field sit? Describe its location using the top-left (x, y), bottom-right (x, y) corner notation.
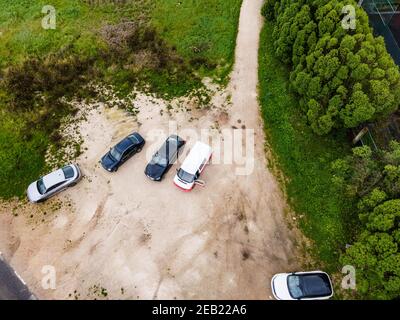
top-left (0, 0), bottom-right (243, 199)
top-left (258, 22), bottom-right (357, 269)
top-left (151, 0), bottom-right (242, 83)
top-left (0, 0), bottom-right (242, 82)
top-left (0, 0), bottom-right (142, 65)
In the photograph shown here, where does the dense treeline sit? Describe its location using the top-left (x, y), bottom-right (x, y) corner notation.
top-left (333, 143), bottom-right (400, 299)
top-left (262, 0), bottom-right (400, 299)
top-left (263, 0), bottom-right (400, 135)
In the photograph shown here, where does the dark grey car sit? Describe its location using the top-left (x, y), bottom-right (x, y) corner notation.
top-left (145, 135), bottom-right (186, 181)
top-left (101, 132), bottom-right (145, 172)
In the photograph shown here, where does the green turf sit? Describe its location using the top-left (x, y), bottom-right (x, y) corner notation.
top-left (0, 1), bottom-right (150, 65)
top-left (151, 0), bottom-right (242, 83)
top-left (0, 111), bottom-right (48, 198)
top-left (258, 21), bottom-right (356, 269)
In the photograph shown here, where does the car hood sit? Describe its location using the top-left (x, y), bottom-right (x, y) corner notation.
top-left (101, 153), bottom-right (118, 171)
top-left (173, 175), bottom-right (194, 191)
top-left (27, 181), bottom-right (42, 203)
top-left (145, 163), bottom-right (165, 180)
top-left (271, 274), bottom-right (293, 300)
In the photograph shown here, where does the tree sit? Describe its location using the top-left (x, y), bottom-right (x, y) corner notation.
top-left (262, 0), bottom-right (400, 135)
top-left (331, 145), bottom-right (380, 197)
top-left (340, 200), bottom-right (400, 299)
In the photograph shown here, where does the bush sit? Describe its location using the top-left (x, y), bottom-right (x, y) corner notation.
top-left (333, 142), bottom-right (400, 299)
top-left (261, 0), bottom-right (276, 21)
top-left (99, 21), bottom-right (201, 97)
top-left (340, 199), bottom-right (400, 299)
top-left (4, 54), bottom-right (94, 112)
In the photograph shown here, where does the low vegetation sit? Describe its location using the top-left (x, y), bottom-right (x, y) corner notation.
top-left (151, 0), bottom-right (243, 83)
top-left (261, 0), bottom-right (400, 299)
top-left (259, 21), bottom-right (354, 268)
top-left (0, 0), bottom-right (242, 199)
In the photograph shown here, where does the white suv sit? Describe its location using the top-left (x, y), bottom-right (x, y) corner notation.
top-left (173, 141), bottom-right (212, 191)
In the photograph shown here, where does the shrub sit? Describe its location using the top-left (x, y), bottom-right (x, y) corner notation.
top-left (99, 21), bottom-right (201, 97)
top-left (340, 199), bottom-right (400, 299)
top-left (4, 54), bottom-right (94, 112)
top-left (333, 142), bottom-right (400, 298)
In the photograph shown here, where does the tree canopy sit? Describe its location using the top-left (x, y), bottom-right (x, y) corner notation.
top-left (262, 0), bottom-right (400, 135)
top-left (332, 142), bottom-right (400, 299)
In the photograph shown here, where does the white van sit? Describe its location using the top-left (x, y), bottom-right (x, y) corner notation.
top-left (173, 141), bottom-right (212, 191)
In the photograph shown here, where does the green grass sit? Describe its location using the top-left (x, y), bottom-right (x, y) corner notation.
top-left (0, 0), bottom-right (151, 66)
top-left (0, 115), bottom-right (48, 198)
top-left (0, 0), bottom-right (242, 83)
top-left (0, 0), bottom-right (243, 199)
top-left (151, 0), bottom-right (243, 83)
top-left (258, 21), bottom-right (357, 269)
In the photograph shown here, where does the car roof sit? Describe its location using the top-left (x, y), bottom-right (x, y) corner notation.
top-left (180, 142), bottom-right (212, 175)
top-left (115, 137), bottom-right (134, 152)
top-left (42, 169), bottom-right (66, 188)
top-left (158, 137), bottom-right (181, 158)
top-left (299, 273), bottom-right (332, 298)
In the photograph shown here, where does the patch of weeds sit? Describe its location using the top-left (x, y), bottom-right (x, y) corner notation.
top-left (88, 284), bottom-right (109, 299)
top-left (188, 86), bottom-right (212, 109)
top-left (99, 21), bottom-right (203, 98)
top-left (68, 290), bottom-right (81, 300)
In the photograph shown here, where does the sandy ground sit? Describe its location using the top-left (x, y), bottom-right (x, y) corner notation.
top-left (0, 0), bottom-right (302, 300)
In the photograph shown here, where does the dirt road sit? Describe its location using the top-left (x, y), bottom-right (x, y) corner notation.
top-left (0, 0), bottom-right (300, 299)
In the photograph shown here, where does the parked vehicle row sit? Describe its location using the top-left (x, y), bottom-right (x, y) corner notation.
top-left (25, 133), bottom-right (334, 300)
top-left (27, 132), bottom-right (212, 203)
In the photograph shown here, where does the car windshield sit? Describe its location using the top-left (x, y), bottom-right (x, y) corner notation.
top-left (177, 169), bottom-right (195, 183)
top-left (128, 135), bottom-right (139, 144)
top-left (62, 166), bottom-right (75, 179)
top-left (37, 179), bottom-right (47, 195)
top-left (287, 275), bottom-right (304, 299)
top-left (110, 147), bottom-right (122, 161)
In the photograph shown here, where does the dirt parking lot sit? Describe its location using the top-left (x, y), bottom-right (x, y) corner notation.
top-left (0, 0), bottom-right (301, 300)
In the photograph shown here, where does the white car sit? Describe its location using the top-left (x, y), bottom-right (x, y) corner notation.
top-left (27, 164), bottom-right (82, 203)
top-left (271, 271), bottom-right (333, 300)
top-left (173, 141), bottom-right (212, 191)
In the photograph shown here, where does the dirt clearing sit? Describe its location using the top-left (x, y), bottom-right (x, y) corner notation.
top-left (0, 0), bottom-right (301, 299)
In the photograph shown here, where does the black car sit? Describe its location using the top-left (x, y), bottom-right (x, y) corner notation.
top-left (145, 135), bottom-right (185, 181)
top-left (101, 132), bottom-right (145, 172)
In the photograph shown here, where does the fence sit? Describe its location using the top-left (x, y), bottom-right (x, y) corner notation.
top-left (353, 113), bottom-right (400, 150)
top-left (361, 0), bottom-right (400, 65)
